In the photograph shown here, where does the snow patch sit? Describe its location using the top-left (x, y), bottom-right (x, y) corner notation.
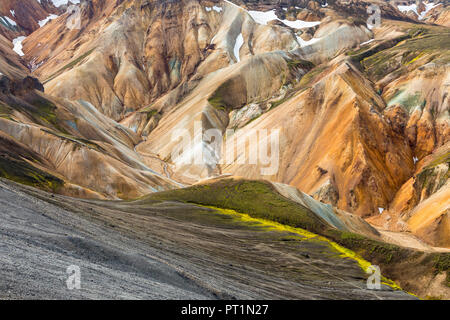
top-left (38, 14), bottom-right (59, 27)
top-left (1, 16), bottom-right (17, 26)
top-left (296, 35), bottom-right (322, 47)
top-left (233, 33), bottom-right (244, 62)
top-left (12, 36), bottom-right (26, 56)
top-left (397, 1), bottom-right (441, 20)
top-left (205, 6), bottom-right (223, 13)
top-left (247, 9), bottom-right (321, 28)
top-left (50, 0), bottom-right (80, 7)
top-left (224, 1), bottom-right (321, 29)
top-left (360, 39), bottom-right (375, 46)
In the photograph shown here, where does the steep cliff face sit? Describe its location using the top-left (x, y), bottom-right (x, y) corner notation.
top-left (0, 0), bottom-right (448, 248)
top-left (219, 61), bottom-right (414, 217)
top-left (368, 146), bottom-right (449, 247)
top-left (0, 0), bottom-right (59, 38)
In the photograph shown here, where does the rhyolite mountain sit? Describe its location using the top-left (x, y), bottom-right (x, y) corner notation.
top-left (0, 0), bottom-right (61, 39)
top-left (0, 0), bottom-right (448, 299)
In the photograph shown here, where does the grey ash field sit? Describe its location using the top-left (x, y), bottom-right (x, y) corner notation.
top-left (0, 179), bottom-right (414, 299)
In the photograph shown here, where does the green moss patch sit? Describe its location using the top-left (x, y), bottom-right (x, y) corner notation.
top-left (357, 28), bottom-right (450, 81)
top-left (138, 178), bottom-right (329, 234)
top-left (137, 177), bottom-right (449, 297)
top-left (287, 59), bottom-right (315, 71)
top-left (0, 156), bottom-right (63, 192)
top-left (0, 102), bottom-right (14, 120)
top-left (7, 94), bottom-right (70, 134)
top-left (208, 79), bottom-right (239, 110)
top-left (298, 65), bottom-right (328, 89)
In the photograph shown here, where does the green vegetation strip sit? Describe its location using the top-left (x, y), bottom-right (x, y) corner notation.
top-left (203, 205), bottom-right (402, 291)
top-left (44, 48), bottom-right (95, 84)
top-left (0, 157), bottom-right (63, 192)
top-left (140, 178), bottom-right (449, 295)
top-left (142, 179), bottom-right (329, 235)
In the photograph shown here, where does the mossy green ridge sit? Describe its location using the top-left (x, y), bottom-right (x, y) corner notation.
top-left (425, 151), bottom-right (450, 170)
top-left (0, 132), bottom-right (64, 192)
top-left (0, 102), bottom-right (14, 120)
top-left (298, 65), bottom-right (328, 89)
top-left (203, 205), bottom-right (402, 291)
top-left (5, 93), bottom-right (69, 134)
top-left (351, 26), bottom-right (450, 82)
top-left (347, 35), bottom-right (409, 65)
top-left (0, 156), bottom-right (63, 192)
top-left (140, 179), bottom-right (329, 234)
top-left (138, 178), bottom-right (449, 296)
top-left (415, 151), bottom-right (449, 199)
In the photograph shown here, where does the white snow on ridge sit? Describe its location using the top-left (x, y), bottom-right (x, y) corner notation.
top-left (397, 1), bottom-right (442, 20)
top-left (248, 9), bottom-right (321, 28)
top-left (282, 18), bottom-right (321, 29)
top-left (205, 6), bottom-right (223, 13)
top-left (247, 10), bottom-right (278, 25)
top-left (13, 36), bottom-right (26, 56)
top-left (1, 16), bottom-right (17, 26)
top-left (50, 0), bottom-right (80, 7)
top-left (233, 33), bottom-right (244, 62)
top-left (296, 35), bottom-right (322, 47)
top-left (360, 39), bottom-right (375, 46)
top-left (224, 0), bottom-right (321, 29)
top-left (38, 14), bottom-right (59, 27)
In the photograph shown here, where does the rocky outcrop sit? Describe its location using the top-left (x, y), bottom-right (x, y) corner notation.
top-left (220, 61), bottom-right (414, 217)
top-left (369, 145), bottom-right (449, 247)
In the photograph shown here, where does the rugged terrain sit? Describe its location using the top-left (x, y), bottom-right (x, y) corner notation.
top-left (0, 177), bottom-right (420, 299)
top-left (0, 0), bottom-right (448, 299)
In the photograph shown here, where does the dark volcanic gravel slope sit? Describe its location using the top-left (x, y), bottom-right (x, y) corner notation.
top-left (0, 181), bottom-right (214, 299)
top-left (0, 179), bottom-right (415, 300)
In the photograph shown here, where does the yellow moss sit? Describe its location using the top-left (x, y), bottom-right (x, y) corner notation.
top-left (407, 52), bottom-right (425, 65)
top-left (204, 205), bottom-right (405, 292)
